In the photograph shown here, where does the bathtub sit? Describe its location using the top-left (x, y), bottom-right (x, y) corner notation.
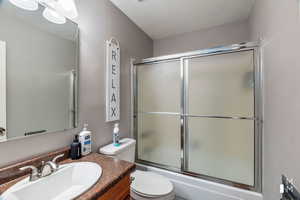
top-left (136, 163), bottom-right (263, 200)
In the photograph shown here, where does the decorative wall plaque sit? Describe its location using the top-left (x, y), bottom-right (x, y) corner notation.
top-left (106, 38), bottom-right (120, 122)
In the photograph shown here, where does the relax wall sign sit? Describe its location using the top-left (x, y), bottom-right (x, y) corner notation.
top-left (106, 38), bottom-right (120, 122)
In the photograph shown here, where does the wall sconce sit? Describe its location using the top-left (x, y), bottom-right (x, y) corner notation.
top-left (8, 0), bottom-right (78, 24)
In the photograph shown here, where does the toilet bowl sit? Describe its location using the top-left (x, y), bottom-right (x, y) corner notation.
top-left (130, 170), bottom-right (175, 200)
top-left (99, 138), bottom-right (175, 200)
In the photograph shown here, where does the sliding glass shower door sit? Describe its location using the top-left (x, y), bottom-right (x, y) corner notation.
top-left (185, 51), bottom-right (255, 186)
top-left (134, 44), bottom-right (262, 191)
top-left (136, 60), bottom-right (181, 168)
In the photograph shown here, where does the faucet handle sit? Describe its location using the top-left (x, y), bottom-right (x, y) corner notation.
top-left (52, 154), bottom-right (64, 163)
top-left (51, 154), bottom-right (65, 171)
top-left (20, 165), bottom-right (38, 173)
top-left (19, 165), bottom-right (40, 181)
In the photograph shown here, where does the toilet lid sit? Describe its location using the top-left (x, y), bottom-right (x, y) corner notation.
top-left (131, 170), bottom-right (173, 197)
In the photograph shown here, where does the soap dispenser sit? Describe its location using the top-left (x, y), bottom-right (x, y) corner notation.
top-left (70, 135), bottom-right (81, 160)
top-left (113, 123), bottom-right (120, 147)
top-left (78, 124), bottom-right (92, 156)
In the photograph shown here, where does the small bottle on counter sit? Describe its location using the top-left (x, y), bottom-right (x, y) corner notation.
top-left (113, 123), bottom-right (120, 147)
top-left (70, 134), bottom-right (81, 160)
top-left (78, 124), bottom-right (92, 156)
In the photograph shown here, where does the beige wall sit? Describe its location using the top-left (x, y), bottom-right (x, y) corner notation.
top-left (0, 0), bottom-right (153, 167)
top-left (153, 20), bottom-right (250, 57)
top-left (250, 0), bottom-right (300, 199)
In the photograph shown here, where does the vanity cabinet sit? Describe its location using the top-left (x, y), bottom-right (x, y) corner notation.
top-left (97, 174), bottom-right (131, 200)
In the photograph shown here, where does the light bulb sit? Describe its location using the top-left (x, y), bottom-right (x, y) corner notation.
top-left (9, 0), bottom-right (38, 11)
top-left (43, 7), bottom-right (66, 24)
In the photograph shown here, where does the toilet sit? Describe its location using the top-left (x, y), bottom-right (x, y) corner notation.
top-left (99, 138), bottom-right (175, 200)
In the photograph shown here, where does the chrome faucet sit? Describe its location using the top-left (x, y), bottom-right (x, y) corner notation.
top-left (19, 154), bottom-right (65, 181)
top-left (40, 154), bottom-right (64, 176)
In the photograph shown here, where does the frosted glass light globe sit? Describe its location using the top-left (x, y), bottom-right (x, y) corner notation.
top-left (9, 0), bottom-right (38, 11)
top-left (43, 7), bottom-right (66, 24)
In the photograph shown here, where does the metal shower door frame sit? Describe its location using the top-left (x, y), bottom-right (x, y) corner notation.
top-left (0, 41), bottom-right (6, 142)
top-left (132, 42), bottom-right (263, 192)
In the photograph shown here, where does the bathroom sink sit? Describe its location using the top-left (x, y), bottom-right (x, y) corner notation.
top-left (0, 162), bottom-right (102, 200)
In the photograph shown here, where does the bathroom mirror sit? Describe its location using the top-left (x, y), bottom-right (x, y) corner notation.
top-left (0, 0), bottom-right (78, 142)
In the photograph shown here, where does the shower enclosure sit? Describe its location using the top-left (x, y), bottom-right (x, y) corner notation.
top-left (132, 42), bottom-right (262, 192)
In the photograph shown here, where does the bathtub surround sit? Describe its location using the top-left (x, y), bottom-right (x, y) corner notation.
top-left (0, 0), bottom-right (153, 167)
top-left (249, 0), bottom-right (300, 199)
top-left (139, 164), bottom-right (263, 200)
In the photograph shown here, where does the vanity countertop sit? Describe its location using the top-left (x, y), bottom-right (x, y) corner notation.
top-left (0, 152), bottom-right (135, 200)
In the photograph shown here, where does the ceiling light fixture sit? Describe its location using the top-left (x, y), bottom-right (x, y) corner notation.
top-left (40, 0), bottom-right (78, 19)
top-left (42, 7), bottom-right (66, 24)
top-left (9, 0), bottom-right (38, 11)
top-left (8, 0), bottom-right (78, 24)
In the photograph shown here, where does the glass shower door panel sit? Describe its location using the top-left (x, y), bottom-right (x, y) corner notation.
top-left (187, 118), bottom-right (254, 186)
top-left (136, 60), bottom-right (181, 168)
top-left (137, 61), bottom-right (181, 113)
top-left (137, 114), bottom-right (181, 168)
top-left (186, 50), bottom-right (255, 186)
top-left (188, 50), bottom-right (254, 117)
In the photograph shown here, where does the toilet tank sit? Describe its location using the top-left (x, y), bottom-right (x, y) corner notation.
top-left (99, 138), bottom-right (136, 162)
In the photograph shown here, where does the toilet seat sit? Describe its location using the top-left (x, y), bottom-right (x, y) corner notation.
top-left (131, 170), bottom-right (174, 198)
top-left (130, 190), bottom-right (175, 200)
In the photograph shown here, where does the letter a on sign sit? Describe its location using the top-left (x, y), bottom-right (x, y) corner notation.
top-left (106, 38), bottom-right (120, 122)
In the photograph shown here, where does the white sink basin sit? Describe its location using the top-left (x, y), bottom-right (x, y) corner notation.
top-left (1, 162), bottom-right (102, 200)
